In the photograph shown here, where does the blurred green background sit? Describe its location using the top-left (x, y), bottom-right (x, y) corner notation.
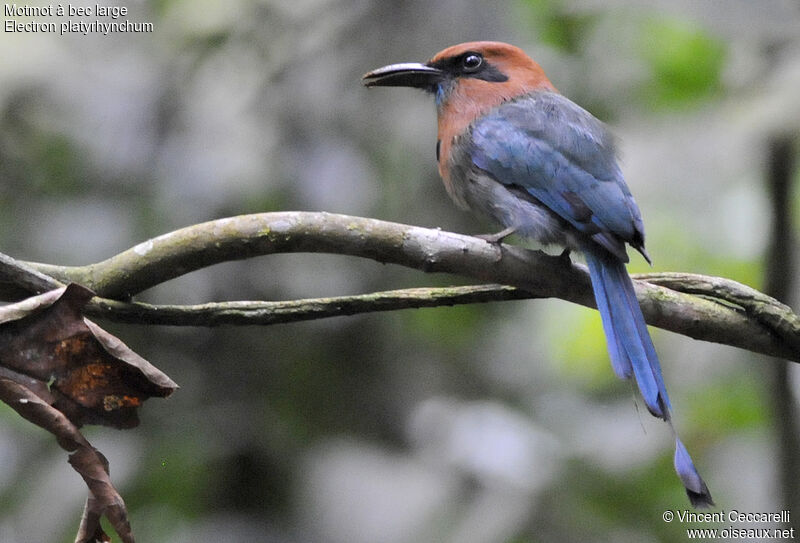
top-left (2, 0), bottom-right (799, 541)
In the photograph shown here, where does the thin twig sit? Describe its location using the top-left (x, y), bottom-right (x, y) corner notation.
top-left (85, 284), bottom-right (534, 326)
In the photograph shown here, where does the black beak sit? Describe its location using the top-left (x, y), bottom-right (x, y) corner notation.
top-left (362, 62), bottom-right (444, 90)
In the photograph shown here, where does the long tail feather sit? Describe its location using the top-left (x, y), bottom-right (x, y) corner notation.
top-left (584, 248), bottom-right (667, 418)
top-left (584, 246), bottom-right (713, 507)
top-left (675, 438), bottom-right (714, 507)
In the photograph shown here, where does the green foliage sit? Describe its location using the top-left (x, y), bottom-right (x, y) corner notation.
top-left (124, 439), bottom-right (208, 517)
top-left (648, 222), bottom-right (763, 288)
top-left (402, 303), bottom-right (484, 351)
top-left (560, 456), bottom-right (691, 542)
top-left (687, 373), bottom-right (768, 436)
top-left (515, 0), bottom-right (597, 54)
top-left (34, 134), bottom-right (83, 193)
top-left (638, 18), bottom-right (726, 109)
top-left (546, 304), bottom-right (619, 389)
top-left (19, 131), bottom-right (92, 197)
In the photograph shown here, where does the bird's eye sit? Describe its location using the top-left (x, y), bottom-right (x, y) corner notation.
top-left (462, 54), bottom-right (483, 72)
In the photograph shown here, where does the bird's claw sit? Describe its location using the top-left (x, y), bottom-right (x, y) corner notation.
top-left (475, 226), bottom-right (517, 245)
top-left (475, 227), bottom-right (516, 262)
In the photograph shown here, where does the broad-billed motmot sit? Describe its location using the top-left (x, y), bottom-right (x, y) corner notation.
top-left (363, 41), bottom-right (713, 507)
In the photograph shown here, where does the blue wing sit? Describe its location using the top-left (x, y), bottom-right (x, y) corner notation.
top-left (470, 92), bottom-right (647, 262)
top-left (467, 91), bottom-right (713, 507)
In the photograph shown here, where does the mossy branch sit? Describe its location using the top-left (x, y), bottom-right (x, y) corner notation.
top-left (0, 211), bottom-right (797, 361)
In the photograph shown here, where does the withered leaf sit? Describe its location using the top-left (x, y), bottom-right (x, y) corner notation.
top-left (0, 283), bottom-right (177, 428)
top-left (0, 377), bottom-right (133, 543)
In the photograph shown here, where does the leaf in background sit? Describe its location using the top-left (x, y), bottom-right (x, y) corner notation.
top-left (639, 18), bottom-right (726, 109)
top-left (514, 0), bottom-right (597, 55)
top-left (0, 283), bottom-right (177, 428)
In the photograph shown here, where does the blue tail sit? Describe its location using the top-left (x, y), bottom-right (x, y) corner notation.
top-left (584, 247), bottom-right (714, 508)
top-left (584, 248), bottom-right (668, 419)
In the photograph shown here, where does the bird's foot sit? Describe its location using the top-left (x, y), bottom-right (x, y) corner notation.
top-left (475, 227), bottom-right (516, 262)
top-left (475, 226), bottom-right (516, 245)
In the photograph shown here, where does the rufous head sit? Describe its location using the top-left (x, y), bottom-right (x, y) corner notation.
top-left (362, 41), bottom-right (556, 110)
top-left (363, 42), bottom-right (558, 182)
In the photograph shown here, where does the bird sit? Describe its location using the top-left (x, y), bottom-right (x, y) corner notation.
top-left (363, 41), bottom-right (713, 507)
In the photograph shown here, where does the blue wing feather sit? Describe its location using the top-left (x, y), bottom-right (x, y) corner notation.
top-left (463, 90), bottom-right (712, 506)
top-left (470, 92), bottom-right (646, 259)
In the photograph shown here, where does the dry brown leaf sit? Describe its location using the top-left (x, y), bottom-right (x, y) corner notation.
top-left (0, 283), bottom-right (177, 428)
top-left (0, 283), bottom-right (178, 541)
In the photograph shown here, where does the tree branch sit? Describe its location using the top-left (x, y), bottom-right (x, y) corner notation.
top-left (86, 284), bottom-right (534, 326)
top-left (0, 211), bottom-right (796, 361)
